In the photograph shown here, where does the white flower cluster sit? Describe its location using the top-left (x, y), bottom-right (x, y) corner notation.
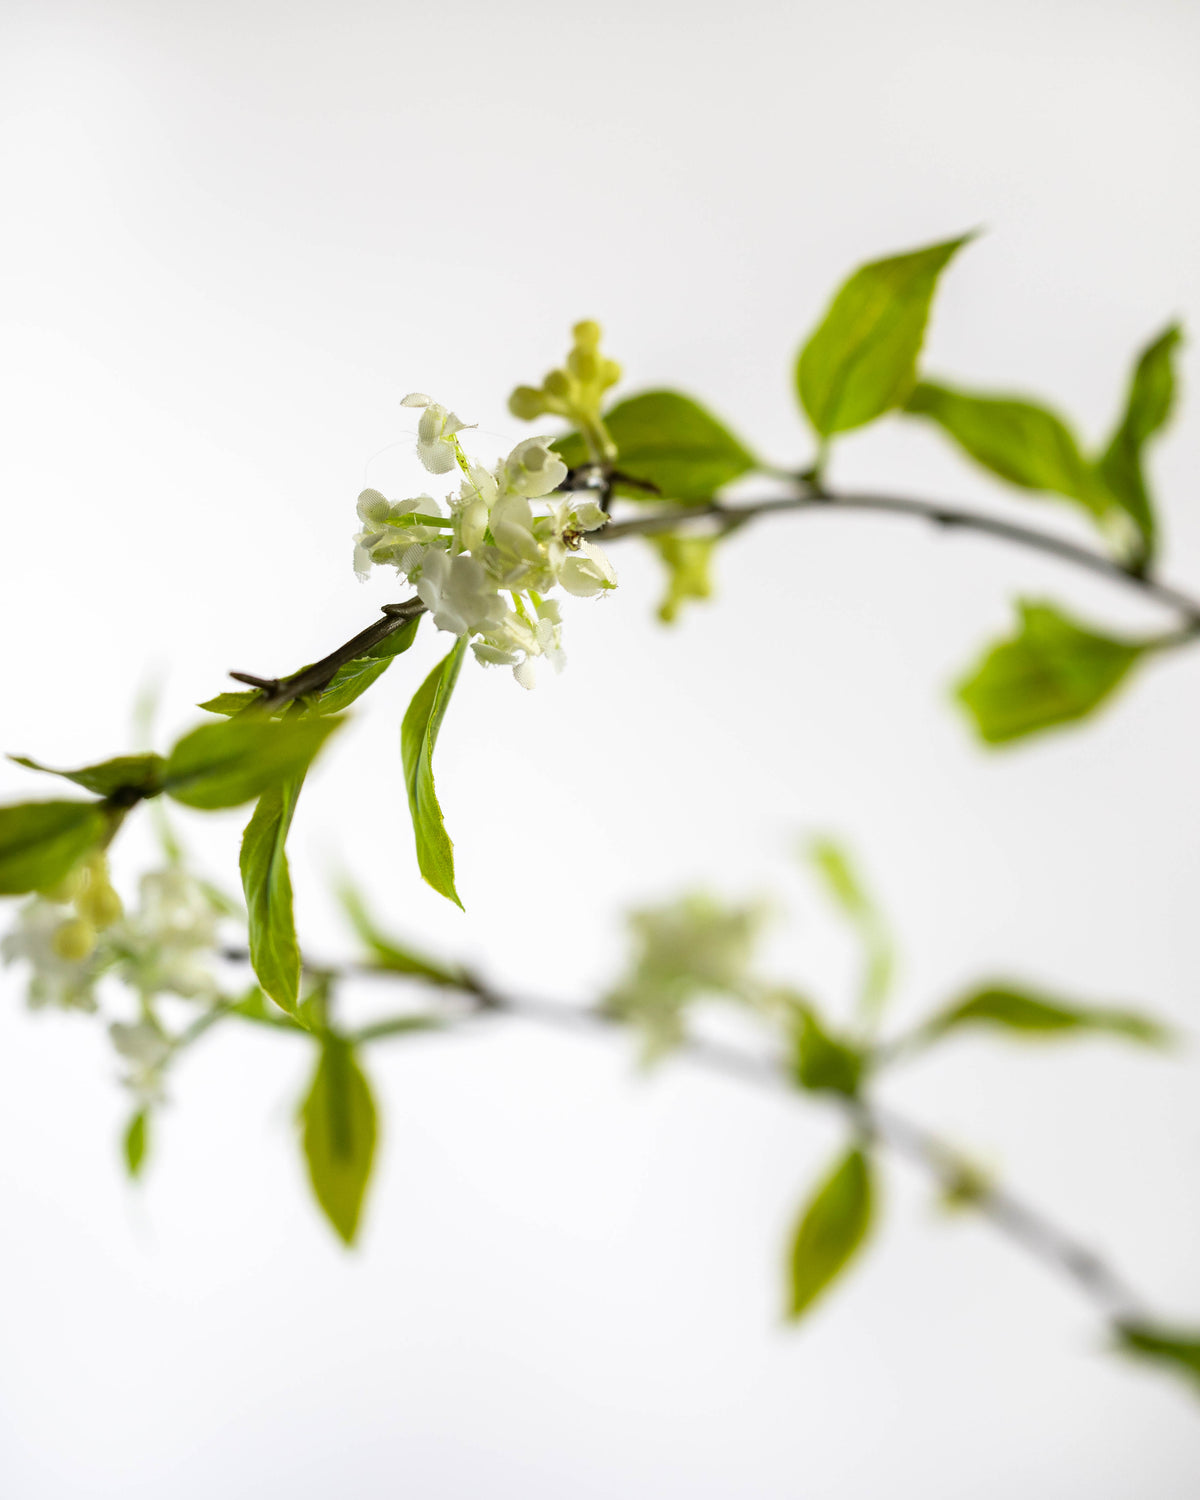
top-left (353, 395), bottom-right (617, 688)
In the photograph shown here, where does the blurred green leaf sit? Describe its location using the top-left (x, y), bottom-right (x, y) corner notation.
top-left (648, 533), bottom-right (719, 623)
top-left (904, 381), bottom-right (1109, 517)
top-left (554, 391), bottom-right (757, 502)
top-left (956, 601), bottom-right (1147, 745)
top-left (401, 637), bottom-right (467, 907)
top-left (240, 775), bottom-right (305, 1015)
top-left (791, 1006), bottom-right (866, 1097)
top-left (0, 800), bottom-right (109, 896)
top-left (337, 880), bottom-right (463, 986)
top-left (123, 1110), bottom-right (149, 1179)
top-left (808, 837), bottom-right (894, 1023)
top-left (919, 984), bottom-right (1168, 1047)
top-left (797, 234), bottom-right (972, 438)
top-left (10, 752), bottom-right (166, 800)
top-left (1116, 1324), bottom-right (1200, 1396)
top-left (787, 1146), bottom-right (876, 1321)
top-left (164, 715), bottom-right (342, 810)
top-left (1097, 324), bottom-right (1182, 566)
top-left (300, 1036), bottom-right (378, 1246)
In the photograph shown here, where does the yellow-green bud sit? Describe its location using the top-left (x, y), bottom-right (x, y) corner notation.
top-left (78, 881), bottom-right (123, 929)
top-left (37, 866), bottom-right (87, 903)
top-left (543, 368), bottom-right (574, 400)
top-left (600, 358), bottom-right (622, 390)
top-left (52, 917), bottom-right (97, 963)
top-left (567, 347), bottom-right (598, 384)
top-left (508, 385), bottom-right (547, 421)
top-left (572, 319), bottom-right (602, 349)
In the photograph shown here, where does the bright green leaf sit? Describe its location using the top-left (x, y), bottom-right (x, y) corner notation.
top-left (400, 637), bottom-right (467, 907)
top-left (240, 775), bottom-right (305, 1014)
top-left (787, 1147), bottom-right (876, 1321)
top-left (808, 837), bottom-right (894, 1023)
top-left (300, 1036), bottom-right (378, 1245)
top-left (921, 984), bottom-right (1168, 1047)
top-left (10, 752), bottom-right (166, 801)
top-left (648, 532), bottom-right (719, 623)
top-left (797, 234), bottom-right (972, 438)
top-left (0, 800), bottom-right (109, 896)
top-left (337, 880), bottom-right (463, 986)
top-left (554, 391), bottom-right (757, 502)
top-left (1116, 1323), bottom-right (1200, 1397)
top-left (364, 615), bottom-right (422, 659)
top-left (904, 381), bottom-right (1108, 516)
top-left (123, 1110), bottom-right (149, 1179)
top-left (956, 601), bottom-right (1147, 746)
top-left (163, 715), bottom-right (342, 810)
top-left (196, 690), bottom-right (260, 717)
top-left (1097, 323), bottom-right (1182, 566)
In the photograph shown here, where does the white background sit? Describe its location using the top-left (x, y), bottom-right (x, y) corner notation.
top-left (2, 0), bottom-right (1200, 1493)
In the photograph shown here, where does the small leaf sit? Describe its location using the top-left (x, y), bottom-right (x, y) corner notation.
top-left (197, 690), bottom-right (260, 717)
top-left (364, 615), bottom-right (422, 659)
top-left (123, 1110), bottom-right (149, 1179)
top-left (904, 381), bottom-right (1108, 517)
top-left (808, 837), bottom-right (893, 1023)
top-left (787, 1147), bottom-right (876, 1321)
top-left (791, 1006), bottom-right (866, 1097)
top-left (300, 1036), bottom-right (378, 1245)
top-left (648, 533), bottom-right (719, 623)
top-left (554, 391), bottom-right (757, 502)
top-left (0, 800), bottom-right (109, 896)
top-left (400, 637), bottom-right (467, 907)
top-left (1097, 323), bottom-right (1182, 566)
top-left (956, 601), bottom-right (1147, 745)
top-left (920, 984), bottom-right (1168, 1047)
top-left (10, 752), bottom-right (166, 800)
top-left (337, 880), bottom-right (463, 986)
top-left (163, 715), bottom-right (342, 810)
top-left (1116, 1323), bottom-right (1200, 1396)
top-left (797, 234), bottom-right (972, 438)
top-left (240, 775), bottom-right (305, 1014)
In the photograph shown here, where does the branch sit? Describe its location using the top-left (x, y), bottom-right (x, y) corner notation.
top-left (210, 949), bottom-right (1150, 1326)
top-left (228, 484), bottom-right (1200, 699)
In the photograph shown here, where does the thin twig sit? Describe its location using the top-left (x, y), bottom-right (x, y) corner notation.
top-left (228, 485), bottom-right (1200, 703)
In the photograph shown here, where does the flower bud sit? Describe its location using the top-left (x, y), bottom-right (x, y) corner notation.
top-left (508, 385), bottom-right (547, 421)
top-left (572, 320), bottom-right (602, 349)
top-left (542, 368), bottom-right (574, 400)
top-left (567, 347), bottom-right (598, 384)
top-left (78, 881), bottom-right (124, 929)
top-left (52, 917), bottom-right (97, 963)
top-left (600, 358), bottom-right (622, 389)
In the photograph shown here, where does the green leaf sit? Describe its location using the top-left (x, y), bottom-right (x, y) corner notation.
top-left (300, 1036), bottom-right (378, 1245)
top-left (337, 880), bottom-right (463, 986)
top-left (123, 1110), bottom-right (149, 1179)
top-left (904, 381), bottom-right (1108, 517)
top-left (956, 601), bottom-right (1147, 745)
top-left (808, 837), bottom-right (893, 1023)
top-left (196, 690), bottom-right (261, 717)
top-left (648, 533), bottom-right (719, 623)
top-left (1097, 324), bottom-right (1182, 566)
top-left (0, 800), bottom-right (109, 896)
top-left (400, 637), bottom-right (467, 907)
top-left (364, 615), bottom-right (422, 659)
top-left (787, 1147), bottom-right (876, 1321)
top-left (1116, 1323), bottom-right (1200, 1396)
top-left (240, 775), bottom-right (305, 1014)
top-left (791, 1006), bottom-right (866, 1097)
top-left (554, 391), bottom-right (757, 502)
top-left (10, 752), bottom-right (166, 801)
top-left (920, 984), bottom-right (1168, 1047)
top-left (797, 234), bottom-right (972, 438)
top-left (163, 715), bottom-right (342, 810)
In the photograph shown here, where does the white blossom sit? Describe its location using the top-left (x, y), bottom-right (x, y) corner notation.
top-left (1, 898), bottom-right (102, 1011)
top-left (353, 400), bottom-right (617, 687)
